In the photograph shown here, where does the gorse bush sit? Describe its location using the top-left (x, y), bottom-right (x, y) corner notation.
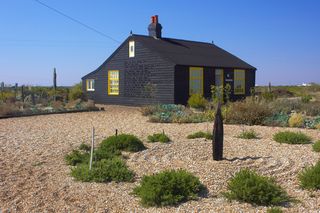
top-left (133, 169), bottom-right (205, 207)
top-left (237, 129), bottom-right (259, 139)
top-left (68, 83), bottom-right (83, 101)
top-left (100, 134), bottom-right (146, 153)
top-left (187, 94), bottom-right (208, 110)
top-left (147, 132), bottom-right (170, 143)
top-left (312, 141), bottom-right (320, 152)
top-left (226, 100), bottom-right (272, 125)
top-left (298, 161), bottom-right (320, 190)
top-left (288, 113), bottom-right (305, 128)
top-left (301, 94), bottom-right (312, 103)
top-left (223, 169), bottom-right (292, 206)
top-left (273, 131), bottom-right (311, 144)
top-left (187, 131), bottom-right (212, 140)
top-left (71, 158), bottom-right (134, 182)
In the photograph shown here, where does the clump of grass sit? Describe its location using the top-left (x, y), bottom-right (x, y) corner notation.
top-left (99, 134), bottom-right (146, 153)
top-left (71, 158), bottom-right (134, 182)
top-left (312, 140), bottom-right (320, 152)
top-left (133, 169), bottom-right (206, 207)
top-left (267, 207), bottom-right (283, 213)
top-left (237, 129), bottom-right (259, 139)
top-left (298, 161), bottom-right (320, 190)
top-left (223, 169), bottom-right (292, 206)
top-left (147, 132), bottom-right (170, 143)
top-left (273, 131), bottom-right (311, 144)
top-left (187, 131), bottom-right (212, 140)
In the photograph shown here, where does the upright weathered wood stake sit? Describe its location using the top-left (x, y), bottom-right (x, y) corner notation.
top-left (89, 126), bottom-right (95, 170)
top-left (268, 82), bottom-right (272, 93)
top-left (53, 68), bottom-right (57, 101)
top-left (21, 85), bottom-right (25, 102)
top-left (212, 103), bottom-right (224, 161)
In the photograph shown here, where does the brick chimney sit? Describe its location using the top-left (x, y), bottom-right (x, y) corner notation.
top-left (148, 15), bottom-right (162, 38)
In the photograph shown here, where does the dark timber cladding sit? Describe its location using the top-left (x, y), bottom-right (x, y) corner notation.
top-left (82, 15), bottom-right (257, 106)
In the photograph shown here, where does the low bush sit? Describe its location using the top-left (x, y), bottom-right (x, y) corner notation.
top-left (71, 158), bottom-right (134, 182)
top-left (223, 169), bottom-right (292, 206)
top-left (268, 99), bottom-right (303, 115)
top-left (65, 150), bottom-right (90, 166)
top-left (301, 94), bottom-right (312, 103)
top-left (303, 101), bottom-right (320, 116)
top-left (273, 131), bottom-right (311, 144)
top-left (133, 169), bottom-right (205, 207)
top-left (262, 113), bottom-right (289, 127)
top-left (68, 83), bottom-right (83, 101)
top-left (147, 133), bottom-right (170, 143)
top-left (187, 131), bottom-right (212, 140)
top-left (79, 143), bottom-right (91, 152)
top-left (298, 161), bottom-right (320, 190)
top-left (237, 129), bottom-right (259, 139)
top-left (100, 134), bottom-right (146, 153)
top-left (187, 94), bottom-right (208, 110)
top-left (288, 113), bottom-right (305, 128)
top-left (267, 207), bottom-right (283, 213)
top-left (226, 100), bottom-right (272, 125)
top-left (312, 141), bottom-right (320, 152)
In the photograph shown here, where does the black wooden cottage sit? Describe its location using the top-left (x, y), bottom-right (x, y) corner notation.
top-left (82, 15), bottom-right (256, 105)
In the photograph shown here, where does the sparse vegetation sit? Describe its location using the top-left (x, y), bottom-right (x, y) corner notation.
top-left (312, 141), bottom-right (320, 152)
top-left (273, 131), bottom-right (311, 144)
top-left (267, 207), bottom-right (283, 213)
top-left (237, 129), bottom-right (259, 139)
top-left (288, 113), bottom-right (305, 128)
top-left (187, 131), bottom-right (212, 140)
top-left (299, 161), bottom-right (320, 190)
top-left (99, 134), bottom-right (146, 153)
top-left (133, 169), bottom-right (206, 207)
top-left (223, 169), bottom-right (292, 206)
top-left (147, 132), bottom-right (170, 143)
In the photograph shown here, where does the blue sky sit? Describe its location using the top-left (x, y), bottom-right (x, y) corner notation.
top-left (0, 0), bottom-right (319, 86)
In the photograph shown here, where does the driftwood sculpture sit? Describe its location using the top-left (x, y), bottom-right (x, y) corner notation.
top-left (212, 103), bottom-right (224, 161)
top-left (53, 68), bottom-right (57, 101)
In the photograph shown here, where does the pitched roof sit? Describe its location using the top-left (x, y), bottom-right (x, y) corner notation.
top-left (133, 34), bottom-right (256, 70)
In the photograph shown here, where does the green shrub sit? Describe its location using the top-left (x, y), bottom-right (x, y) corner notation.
top-left (288, 113), bottom-right (305, 128)
top-left (79, 143), bottom-right (91, 152)
top-left (237, 129), bottom-right (259, 139)
top-left (100, 134), bottom-right (146, 153)
top-left (267, 207), bottom-right (283, 213)
top-left (69, 83), bottom-right (83, 101)
top-left (299, 161), bottom-right (320, 190)
top-left (273, 131), bottom-right (311, 144)
top-left (303, 102), bottom-right (320, 116)
top-left (312, 141), bottom-right (320, 152)
top-left (147, 133), bottom-right (170, 143)
top-left (133, 169), bottom-right (205, 207)
top-left (226, 100), bottom-right (272, 125)
top-left (187, 94), bottom-right (208, 110)
top-left (301, 94), bottom-right (312, 103)
top-left (187, 131), bottom-right (212, 140)
top-left (223, 169), bottom-right (292, 206)
top-left (65, 150), bottom-right (90, 166)
top-left (262, 113), bottom-right (289, 127)
top-left (71, 158), bottom-right (134, 182)
top-left (261, 92), bottom-right (276, 102)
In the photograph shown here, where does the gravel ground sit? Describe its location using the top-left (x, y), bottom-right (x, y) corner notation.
top-left (0, 105), bottom-right (319, 212)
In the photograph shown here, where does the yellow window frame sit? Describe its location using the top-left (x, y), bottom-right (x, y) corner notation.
top-left (108, 70), bottom-right (119, 95)
top-left (86, 79), bottom-right (95, 91)
top-left (234, 69), bottom-right (245, 95)
top-left (189, 67), bottom-right (203, 95)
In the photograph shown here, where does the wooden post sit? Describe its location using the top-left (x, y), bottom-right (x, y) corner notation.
top-left (15, 83), bottom-right (18, 99)
top-left (115, 129), bottom-right (118, 136)
top-left (53, 68), bottom-right (57, 101)
top-left (212, 103), bottom-right (224, 161)
top-left (89, 126), bottom-right (95, 170)
top-left (21, 85), bottom-right (25, 102)
top-left (268, 82), bottom-right (272, 93)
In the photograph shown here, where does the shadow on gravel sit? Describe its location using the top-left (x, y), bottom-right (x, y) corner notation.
top-left (223, 156), bottom-right (271, 162)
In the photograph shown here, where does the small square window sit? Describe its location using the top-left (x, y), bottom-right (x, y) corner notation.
top-left (86, 79), bottom-right (95, 91)
top-left (129, 41), bottom-right (135, 58)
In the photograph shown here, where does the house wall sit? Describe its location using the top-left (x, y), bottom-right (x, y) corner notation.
top-left (82, 37), bottom-right (175, 105)
top-left (174, 65), bottom-right (256, 105)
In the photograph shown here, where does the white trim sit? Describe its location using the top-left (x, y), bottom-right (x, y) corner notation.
top-left (129, 41), bottom-right (135, 58)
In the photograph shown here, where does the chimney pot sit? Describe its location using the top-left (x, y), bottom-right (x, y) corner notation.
top-left (148, 15), bottom-right (162, 38)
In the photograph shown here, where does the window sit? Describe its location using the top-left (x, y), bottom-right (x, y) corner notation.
top-left (234, 69), bottom-right (245, 95)
top-left (189, 67), bottom-right (203, 95)
top-left (86, 79), bottom-right (95, 91)
top-left (129, 41), bottom-right (135, 58)
top-left (108, 70), bottom-right (119, 95)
